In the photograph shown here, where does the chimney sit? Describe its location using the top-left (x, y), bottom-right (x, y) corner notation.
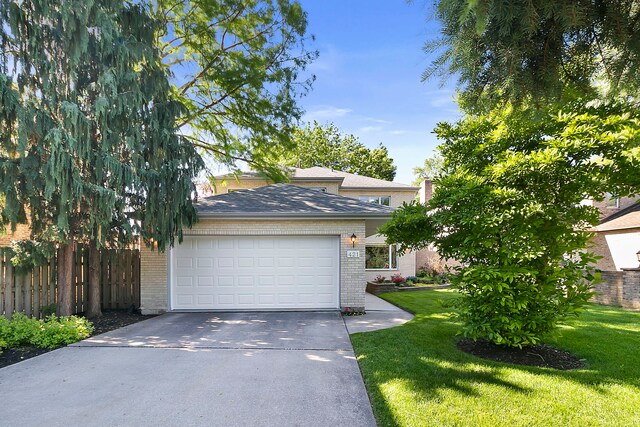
top-left (419, 179), bottom-right (433, 204)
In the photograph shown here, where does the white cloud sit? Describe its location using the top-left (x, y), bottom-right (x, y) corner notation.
top-left (364, 117), bottom-right (392, 124)
top-left (358, 126), bottom-right (383, 133)
top-left (389, 130), bottom-right (408, 135)
top-left (304, 105), bottom-right (352, 122)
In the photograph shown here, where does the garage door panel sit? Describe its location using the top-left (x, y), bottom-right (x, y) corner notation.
top-left (171, 236), bottom-right (339, 310)
top-left (196, 257), bottom-right (213, 268)
top-left (217, 257), bottom-right (234, 268)
top-left (197, 276), bottom-right (214, 287)
top-left (218, 276), bottom-right (234, 287)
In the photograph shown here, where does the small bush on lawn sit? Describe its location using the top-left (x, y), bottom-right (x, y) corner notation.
top-left (0, 313), bottom-right (94, 350)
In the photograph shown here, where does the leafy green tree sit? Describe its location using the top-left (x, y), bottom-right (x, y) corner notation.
top-left (153, 0), bottom-right (317, 180)
top-left (381, 104), bottom-right (640, 347)
top-left (412, 154), bottom-right (444, 185)
top-left (0, 0), bottom-right (203, 316)
top-left (426, 0), bottom-right (640, 110)
top-left (282, 122), bottom-right (397, 181)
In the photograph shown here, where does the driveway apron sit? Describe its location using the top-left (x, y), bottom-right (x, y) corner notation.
top-left (0, 312), bottom-right (376, 427)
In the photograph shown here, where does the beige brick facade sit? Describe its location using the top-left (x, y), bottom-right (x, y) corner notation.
top-left (218, 178), bottom-right (342, 195)
top-left (0, 223), bottom-right (31, 246)
top-left (140, 219), bottom-right (366, 314)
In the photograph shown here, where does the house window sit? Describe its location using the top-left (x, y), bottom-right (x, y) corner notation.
top-left (605, 193), bottom-right (620, 208)
top-left (365, 245), bottom-right (398, 269)
top-left (359, 196), bottom-right (390, 206)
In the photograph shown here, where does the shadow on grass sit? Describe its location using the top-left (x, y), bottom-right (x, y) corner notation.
top-left (352, 291), bottom-right (640, 427)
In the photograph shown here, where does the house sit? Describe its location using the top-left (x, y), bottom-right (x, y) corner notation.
top-left (591, 201), bottom-right (640, 271)
top-left (139, 167), bottom-right (420, 314)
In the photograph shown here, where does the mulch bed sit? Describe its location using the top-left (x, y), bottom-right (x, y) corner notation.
top-left (0, 310), bottom-right (154, 369)
top-left (457, 338), bottom-right (585, 370)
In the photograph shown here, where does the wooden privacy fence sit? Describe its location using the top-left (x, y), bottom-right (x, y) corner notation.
top-left (0, 247), bottom-right (140, 318)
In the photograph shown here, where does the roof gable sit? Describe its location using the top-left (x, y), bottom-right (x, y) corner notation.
top-left (195, 184), bottom-right (394, 218)
top-left (292, 167), bottom-right (418, 190)
top-left (596, 202), bottom-right (640, 231)
top-left (213, 167), bottom-right (419, 191)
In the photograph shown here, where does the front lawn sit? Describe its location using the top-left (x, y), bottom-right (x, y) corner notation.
top-left (351, 290), bottom-right (640, 427)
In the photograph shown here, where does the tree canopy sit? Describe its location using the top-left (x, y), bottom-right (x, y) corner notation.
top-left (381, 104), bottom-right (640, 347)
top-left (0, 0), bottom-right (202, 314)
top-left (154, 0), bottom-right (317, 180)
top-left (412, 154), bottom-right (444, 185)
top-left (427, 0), bottom-right (640, 111)
top-left (280, 121), bottom-right (397, 181)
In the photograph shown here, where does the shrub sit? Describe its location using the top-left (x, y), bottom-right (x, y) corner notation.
top-left (0, 316), bottom-right (9, 351)
top-left (0, 313), bottom-right (94, 350)
top-left (406, 276), bottom-right (418, 283)
top-left (31, 315), bottom-right (94, 349)
top-left (374, 275), bottom-right (386, 283)
top-left (391, 274), bottom-right (405, 284)
top-left (3, 313), bottom-right (42, 347)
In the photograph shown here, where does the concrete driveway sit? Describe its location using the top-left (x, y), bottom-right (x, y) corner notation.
top-left (0, 312), bottom-right (376, 427)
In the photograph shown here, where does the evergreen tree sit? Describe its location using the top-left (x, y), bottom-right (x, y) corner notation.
top-left (0, 0), bottom-right (203, 316)
top-left (426, 0), bottom-right (640, 110)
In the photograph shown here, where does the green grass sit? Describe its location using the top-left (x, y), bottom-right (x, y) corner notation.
top-left (351, 290), bottom-right (640, 427)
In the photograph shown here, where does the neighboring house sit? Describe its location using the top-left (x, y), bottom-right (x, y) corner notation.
top-left (139, 168), bottom-right (418, 314)
top-left (591, 201), bottom-right (640, 271)
top-left (0, 223), bottom-right (30, 247)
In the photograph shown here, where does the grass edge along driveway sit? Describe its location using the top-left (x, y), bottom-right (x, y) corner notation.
top-left (350, 290), bottom-right (640, 427)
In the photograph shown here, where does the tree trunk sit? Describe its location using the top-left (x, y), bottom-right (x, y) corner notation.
top-left (56, 241), bottom-right (74, 317)
top-left (86, 239), bottom-right (102, 318)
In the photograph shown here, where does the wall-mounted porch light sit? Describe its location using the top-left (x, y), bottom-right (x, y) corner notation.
top-left (350, 233), bottom-right (357, 248)
top-left (636, 249), bottom-right (640, 267)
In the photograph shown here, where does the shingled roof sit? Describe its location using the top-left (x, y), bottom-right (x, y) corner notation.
top-left (214, 166), bottom-right (419, 191)
top-left (195, 184), bottom-right (395, 218)
top-left (595, 202), bottom-right (640, 231)
top-left (292, 167), bottom-right (419, 190)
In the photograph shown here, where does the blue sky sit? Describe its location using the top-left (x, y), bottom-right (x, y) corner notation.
top-left (297, 0), bottom-right (462, 184)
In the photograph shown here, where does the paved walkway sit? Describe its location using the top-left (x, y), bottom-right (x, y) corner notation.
top-left (0, 312), bottom-right (376, 427)
top-left (343, 292), bottom-right (414, 334)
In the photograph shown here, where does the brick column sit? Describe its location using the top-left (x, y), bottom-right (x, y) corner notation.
top-left (621, 268), bottom-right (640, 309)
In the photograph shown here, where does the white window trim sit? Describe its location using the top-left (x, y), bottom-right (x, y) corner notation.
top-left (358, 196), bottom-right (391, 206)
top-left (365, 244), bottom-right (398, 270)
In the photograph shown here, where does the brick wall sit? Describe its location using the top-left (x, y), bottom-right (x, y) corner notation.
top-left (592, 269), bottom-right (640, 309)
top-left (140, 219), bottom-right (366, 314)
top-left (592, 271), bottom-right (623, 306)
top-left (0, 223), bottom-right (31, 246)
top-left (139, 244), bottom-right (169, 314)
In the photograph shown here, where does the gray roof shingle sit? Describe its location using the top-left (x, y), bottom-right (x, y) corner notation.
top-left (195, 184), bottom-right (395, 218)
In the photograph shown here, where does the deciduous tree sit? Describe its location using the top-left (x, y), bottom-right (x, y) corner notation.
top-left (154, 0), bottom-right (317, 180)
top-left (281, 122), bottom-right (397, 181)
top-left (381, 105), bottom-right (640, 347)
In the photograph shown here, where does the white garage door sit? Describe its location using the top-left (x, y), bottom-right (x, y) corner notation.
top-left (170, 236), bottom-right (339, 310)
